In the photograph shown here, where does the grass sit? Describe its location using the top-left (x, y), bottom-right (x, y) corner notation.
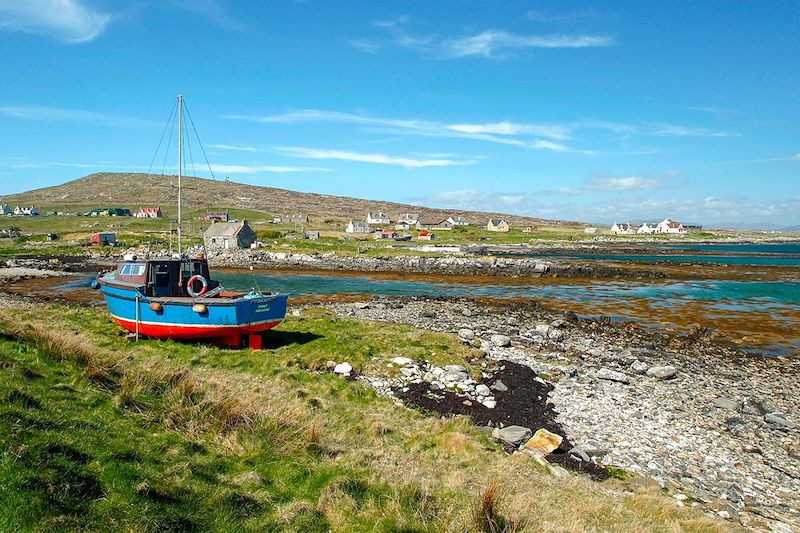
top-left (0, 303), bottom-right (732, 532)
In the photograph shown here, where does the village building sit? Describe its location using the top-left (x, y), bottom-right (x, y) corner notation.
top-left (394, 222), bottom-right (410, 231)
top-left (86, 207), bottom-right (131, 217)
top-left (203, 220), bottom-right (257, 251)
top-left (416, 218), bottom-right (453, 230)
top-left (13, 205), bottom-right (39, 216)
top-left (583, 227), bottom-right (598, 234)
top-left (637, 223), bottom-right (656, 234)
top-left (0, 204), bottom-right (11, 216)
top-left (417, 232), bottom-right (435, 240)
top-left (91, 232), bottom-right (116, 246)
top-left (610, 222), bottom-right (636, 235)
top-left (487, 218), bottom-right (510, 232)
top-left (374, 230), bottom-right (397, 240)
top-left (656, 218), bottom-right (685, 234)
top-left (346, 219), bottom-right (371, 233)
top-left (396, 213), bottom-right (419, 224)
top-left (366, 212), bottom-right (390, 225)
top-left (305, 230), bottom-right (320, 240)
top-left (446, 215), bottom-right (469, 226)
top-left (199, 211), bottom-right (229, 222)
top-left (281, 214), bottom-right (310, 224)
top-left (136, 206), bottom-right (162, 218)
top-left (523, 226), bottom-right (537, 233)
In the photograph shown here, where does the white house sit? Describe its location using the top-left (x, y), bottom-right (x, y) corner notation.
top-left (610, 222), bottom-right (635, 235)
top-left (583, 227), bottom-right (598, 234)
top-left (637, 223), bottom-right (656, 234)
top-left (0, 204), bottom-right (11, 215)
top-left (487, 218), bottom-right (510, 232)
top-left (397, 213), bottom-right (419, 224)
top-left (446, 215), bottom-right (469, 226)
top-left (656, 218), bottom-right (685, 234)
top-left (13, 205), bottom-right (39, 216)
top-left (346, 219), bottom-right (371, 233)
top-left (394, 222), bottom-right (410, 231)
top-left (366, 212), bottom-right (390, 225)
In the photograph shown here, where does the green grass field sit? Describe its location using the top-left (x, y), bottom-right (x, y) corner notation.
top-left (0, 304), bottom-right (728, 532)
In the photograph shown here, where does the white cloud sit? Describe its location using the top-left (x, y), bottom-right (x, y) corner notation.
top-left (0, 105), bottom-right (156, 128)
top-left (276, 147), bottom-right (476, 168)
top-left (211, 144), bottom-right (263, 152)
top-left (348, 39), bottom-right (380, 54)
top-left (584, 176), bottom-right (661, 191)
top-left (653, 124), bottom-right (736, 138)
top-left (446, 121), bottom-right (571, 140)
top-left (225, 109), bottom-right (572, 151)
top-left (207, 163), bottom-right (330, 174)
top-left (440, 30), bottom-right (614, 58)
top-left (0, 0), bottom-right (112, 43)
top-left (363, 19), bottom-right (614, 59)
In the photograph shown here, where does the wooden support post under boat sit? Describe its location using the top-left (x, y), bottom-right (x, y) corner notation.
top-left (248, 334), bottom-right (262, 350)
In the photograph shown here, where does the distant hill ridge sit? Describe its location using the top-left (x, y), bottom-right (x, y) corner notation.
top-left (0, 172), bottom-right (582, 227)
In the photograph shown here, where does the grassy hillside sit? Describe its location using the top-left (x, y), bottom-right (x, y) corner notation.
top-left (0, 172), bottom-right (583, 228)
top-left (0, 304), bottom-right (726, 532)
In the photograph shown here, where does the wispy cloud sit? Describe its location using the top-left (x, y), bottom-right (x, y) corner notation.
top-left (360, 18), bottom-right (614, 59)
top-left (0, 105), bottom-right (157, 128)
top-left (525, 10), bottom-right (599, 22)
top-left (678, 105), bottom-right (740, 115)
top-left (413, 188), bottom-right (526, 210)
top-left (584, 176), bottom-right (661, 191)
top-left (225, 109), bottom-right (571, 151)
top-left (211, 143), bottom-right (263, 152)
top-left (348, 38), bottom-right (380, 54)
top-left (439, 30), bottom-right (615, 58)
top-left (0, 0), bottom-right (112, 43)
top-left (793, 153), bottom-right (800, 161)
top-left (276, 147), bottom-right (476, 168)
top-left (168, 0), bottom-right (249, 32)
top-left (208, 163), bottom-right (330, 174)
top-left (652, 124), bottom-right (736, 138)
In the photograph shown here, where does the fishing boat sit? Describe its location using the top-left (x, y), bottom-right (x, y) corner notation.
top-left (95, 95), bottom-right (287, 348)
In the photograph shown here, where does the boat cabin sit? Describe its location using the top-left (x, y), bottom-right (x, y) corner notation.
top-left (112, 255), bottom-right (220, 298)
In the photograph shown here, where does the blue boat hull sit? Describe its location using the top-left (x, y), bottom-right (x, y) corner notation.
top-left (99, 283), bottom-right (287, 342)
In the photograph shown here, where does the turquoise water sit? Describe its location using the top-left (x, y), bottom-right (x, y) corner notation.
top-left (496, 241), bottom-right (800, 266)
top-left (213, 271), bottom-right (800, 306)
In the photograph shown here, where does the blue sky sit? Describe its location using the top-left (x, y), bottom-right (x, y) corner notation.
top-left (0, 0), bottom-right (798, 227)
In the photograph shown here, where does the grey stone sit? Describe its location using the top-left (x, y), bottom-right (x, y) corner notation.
top-left (333, 362), bottom-right (352, 375)
top-left (765, 413), bottom-right (796, 429)
top-left (326, 360), bottom-right (337, 370)
top-left (646, 365), bottom-right (678, 380)
top-left (475, 384), bottom-right (491, 396)
top-left (490, 334), bottom-right (511, 347)
top-left (458, 328), bottom-right (475, 341)
top-left (491, 379), bottom-right (508, 392)
top-left (391, 356), bottom-right (414, 366)
top-left (630, 360), bottom-right (651, 374)
top-left (461, 308), bottom-right (473, 317)
top-left (596, 367), bottom-right (630, 384)
top-left (714, 397), bottom-right (739, 410)
top-left (742, 398), bottom-right (768, 415)
top-left (548, 329), bottom-right (565, 341)
top-left (444, 364), bottom-right (467, 373)
top-left (493, 425), bottom-right (533, 447)
top-left (534, 324), bottom-right (551, 335)
top-left (569, 446), bottom-right (590, 462)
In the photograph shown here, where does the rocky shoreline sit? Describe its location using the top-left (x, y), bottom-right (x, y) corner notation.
top-left (210, 249), bottom-right (668, 279)
top-left (316, 296), bottom-right (799, 532)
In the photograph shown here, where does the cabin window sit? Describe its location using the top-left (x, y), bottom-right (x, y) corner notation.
top-left (119, 263), bottom-right (145, 276)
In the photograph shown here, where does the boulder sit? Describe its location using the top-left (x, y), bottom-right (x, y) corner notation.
top-left (333, 362), bottom-right (352, 375)
top-left (482, 399), bottom-right (497, 409)
top-left (391, 356), bottom-right (414, 366)
top-left (646, 365), bottom-right (678, 380)
top-left (596, 368), bottom-right (630, 384)
top-left (493, 425), bottom-right (533, 447)
top-left (534, 324), bottom-right (551, 335)
top-left (326, 360), bottom-right (337, 370)
top-left (475, 384), bottom-right (491, 396)
top-left (444, 364), bottom-right (467, 373)
top-left (765, 413), bottom-right (796, 429)
top-left (490, 379), bottom-right (508, 392)
top-left (523, 428), bottom-right (564, 455)
top-left (714, 397), bottom-right (739, 411)
top-left (490, 334), bottom-right (511, 347)
top-left (548, 329), bottom-right (565, 341)
top-left (630, 360), bottom-right (650, 375)
top-left (458, 328), bottom-right (475, 341)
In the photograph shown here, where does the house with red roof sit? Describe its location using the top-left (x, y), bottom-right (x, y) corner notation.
top-left (136, 207), bottom-right (162, 218)
top-left (656, 218), bottom-right (685, 234)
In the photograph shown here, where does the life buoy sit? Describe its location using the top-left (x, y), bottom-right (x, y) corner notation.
top-left (186, 274), bottom-right (208, 297)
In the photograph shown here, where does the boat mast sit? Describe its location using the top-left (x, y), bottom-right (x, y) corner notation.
top-left (177, 94), bottom-right (183, 252)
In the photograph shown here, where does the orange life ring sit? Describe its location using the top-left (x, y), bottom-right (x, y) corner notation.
top-left (186, 274), bottom-right (208, 298)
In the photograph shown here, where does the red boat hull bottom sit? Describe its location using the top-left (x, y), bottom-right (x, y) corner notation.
top-left (113, 317), bottom-right (283, 347)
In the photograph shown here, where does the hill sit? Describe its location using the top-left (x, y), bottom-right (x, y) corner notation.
top-left (0, 172), bottom-right (583, 227)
